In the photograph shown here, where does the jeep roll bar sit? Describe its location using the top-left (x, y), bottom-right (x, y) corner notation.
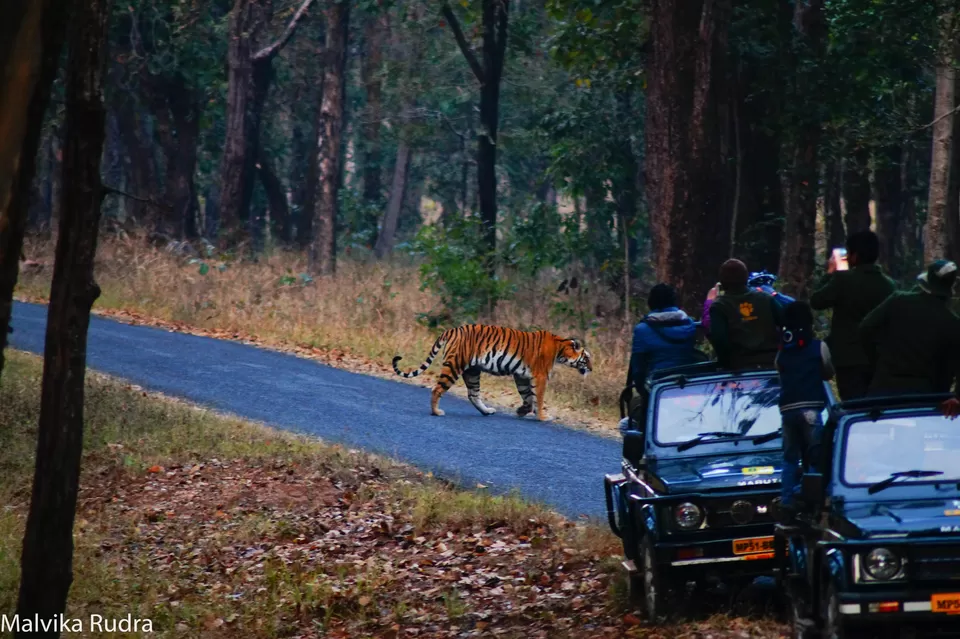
top-left (833, 393), bottom-right (955, 416)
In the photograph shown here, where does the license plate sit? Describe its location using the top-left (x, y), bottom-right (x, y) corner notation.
top-left (931, 594), bottom-right (960, 614)
top-left (733, 536), bottom-right (775, 555)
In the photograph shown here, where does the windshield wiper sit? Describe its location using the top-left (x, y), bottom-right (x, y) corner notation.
top-left (676, 431), bottom-right (742, 452)
top-left (867, 470), bottom-right (944, 495)
top-left (751, 430), bottom-right (783, 446)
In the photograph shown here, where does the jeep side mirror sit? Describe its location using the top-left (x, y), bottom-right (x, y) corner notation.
top-left (801, 472), bottom-right (824, 505)
top-left (623, 430), bottom-right (645, 465)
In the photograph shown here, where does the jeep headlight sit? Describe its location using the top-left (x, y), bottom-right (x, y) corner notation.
top-left (673, 502), bottom-right (705, 530)
top-left (863, 547), bottom-right (903, 581)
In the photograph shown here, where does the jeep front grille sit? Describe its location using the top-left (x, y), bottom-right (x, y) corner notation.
top-left (909, 546), bottom-right (960, 581)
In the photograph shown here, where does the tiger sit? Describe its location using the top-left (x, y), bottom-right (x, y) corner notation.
top-left (392, 324), bottom-right (592, 420)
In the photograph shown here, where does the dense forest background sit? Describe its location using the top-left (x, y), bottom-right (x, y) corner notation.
top-left (12, 0), bottom-right (960, 320)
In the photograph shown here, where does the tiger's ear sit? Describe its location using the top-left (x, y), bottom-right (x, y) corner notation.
top-left (570, 338), bottom-right (582, 350)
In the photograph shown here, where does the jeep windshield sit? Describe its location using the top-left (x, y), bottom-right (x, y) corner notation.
top-left (843, 414), bottom-right (960, 487)
top-left (654, 377), bottom-right (782, 450)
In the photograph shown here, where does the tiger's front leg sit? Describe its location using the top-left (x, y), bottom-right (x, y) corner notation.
top-left (514, 374), bottom-right (535, 417)
top-left (464, 367), bottom-right (496, 416)
top-left (534, 374), bottom-right (551, 421)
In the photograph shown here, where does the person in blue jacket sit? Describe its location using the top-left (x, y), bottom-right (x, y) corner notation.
top-left (627, 284), bottom-right (700, 393)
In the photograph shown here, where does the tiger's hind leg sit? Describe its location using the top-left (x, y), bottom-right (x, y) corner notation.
top-left (514, 374), bottom-right (535, 417)
top-left (431, 361), bottom-right (460, 416)
top-left (464, 367), bottom-right (496, 416)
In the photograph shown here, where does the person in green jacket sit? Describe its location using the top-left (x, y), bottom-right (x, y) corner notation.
top-left (708, 259), bottom-right (782, 369)
top-left (859, 260), bottom-right (960, 396)
top-left (810, 231), bottom-right (896, 400)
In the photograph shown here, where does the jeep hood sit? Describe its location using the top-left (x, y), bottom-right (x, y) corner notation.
top-left (844, 500), bottom-right (960, 537)
top-left (652, 450), bottom-right (782, 494)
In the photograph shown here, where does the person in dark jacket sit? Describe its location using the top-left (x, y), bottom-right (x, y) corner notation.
top-left (708, 259), bottom-right (783, 369)
top-left (859, 260), bottom-right (960, 396)
top-left (775, 301), bottom-right (835, 518)
top-left (810, 230), bottom-right (896, 400)
top-left (627, 283), bottom-right (700, 392)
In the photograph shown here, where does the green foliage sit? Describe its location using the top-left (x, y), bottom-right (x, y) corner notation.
top-left (409, 216), bottom-right (515, 323)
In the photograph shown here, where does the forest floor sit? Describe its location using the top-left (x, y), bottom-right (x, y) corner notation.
top-left (15, 236), bottom-right (632, 436)
top-left (0, 350), bottom-right (785, 638)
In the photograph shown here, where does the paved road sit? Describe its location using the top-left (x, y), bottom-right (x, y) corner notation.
top-left (10, 301), bottom-right (619, 520)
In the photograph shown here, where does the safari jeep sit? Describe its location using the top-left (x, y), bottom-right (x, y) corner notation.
top-left (778, 394), bottom-right (960, 639)
top-left (604, 363), bottom-right (834, 621)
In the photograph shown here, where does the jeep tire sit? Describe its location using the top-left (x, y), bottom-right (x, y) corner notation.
top-left (639, 536), bottom-right (673, 623)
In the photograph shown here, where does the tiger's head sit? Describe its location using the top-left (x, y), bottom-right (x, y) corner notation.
top-left (557, 338), bottom-right (592, 376)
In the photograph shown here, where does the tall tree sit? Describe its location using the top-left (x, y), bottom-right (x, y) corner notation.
top-left (15, 0), bottom-right (109, 627)
top-left (310, 0), bottom-right (349, 274)
top-left (843, 148), bottom-right (872, 233)
top-left (778, 0), bottom-right (825, 297)
top-left (442, 0), bottom-right (509, 274)
top-left (924, 4), bottom-right (957, 264)
top-left (361, 10), bottom-right (386, 205)
top-left (218, 0), bottom-right (315, 240)
top-left (0, 0), bottom-right (70, 386)
top-left (646, 0), bottom-right (733, 311)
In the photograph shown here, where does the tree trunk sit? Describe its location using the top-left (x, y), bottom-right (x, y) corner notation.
top-left (777, 0), bottom-right (825, 298)
top-left (258, 151), bottom-right (288, 240)
top-left (310, 1), bottom-right (349, 275)
top-left (152, 75), bottom-right (199, 239)
top-left (898, 144), bottom-right (919, 279)
top-left (843, 148), bottom-right (871, 234)
top-left (217, 0), bottom-right (315, 245)
top-left (925, 12), bottom-right (956, 265)
top-left (15, 0), bottom-right (108, 628)
top-left (374, 143), bottom-right (411, 258)
top-left (361, 12), bottom-right (385, 205)
top-left (217, 0), bottom-right (270, 240)
top-left (443, 0), bottom-right (508, 277)
top-left (823, 160), bottom-right (845, 258)
top-left (0, 0), bottom-right (69, 388)
top-left (116, 99), bottom-right (157, 226)
top-left (646, 0), bottom-right (733, 311)
top-left (873, 146), bottom-right (902, 270)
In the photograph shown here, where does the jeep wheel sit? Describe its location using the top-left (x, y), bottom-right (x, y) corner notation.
top-left (640, 537), bottom-right (672, 623)
top-left (788, 592), bottom-right (819, 639)
top-left (824, 584), bottom-right (868, 639)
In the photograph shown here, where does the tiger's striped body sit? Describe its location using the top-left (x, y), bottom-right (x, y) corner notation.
top-left (393, 325), bottom-right (592, 420)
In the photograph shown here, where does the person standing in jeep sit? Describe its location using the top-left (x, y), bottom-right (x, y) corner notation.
top-left (859, 260), bottom-right (960, 396)
top-left (626, 284), bottom-right (701, 394)
top-left (708, 259), bottom-right (783, 369)
top-left (810, 231), bottom-right (896, 400)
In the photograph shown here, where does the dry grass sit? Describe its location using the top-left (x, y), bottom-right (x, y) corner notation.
top-left (17, 235), bottom-right (632, 433)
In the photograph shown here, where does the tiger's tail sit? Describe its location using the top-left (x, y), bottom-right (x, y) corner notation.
top-left (393, 330), bottom-right (450, 378)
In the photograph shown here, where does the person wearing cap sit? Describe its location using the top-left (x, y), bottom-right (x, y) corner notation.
top-left (810, 231), bottom-right (896, 400)
top-left (774, 301), bottom-right (835, 520)
top-left (859, 259), bottom-right (960, 396)
top-left (708, 259), bottom-right (783, 369)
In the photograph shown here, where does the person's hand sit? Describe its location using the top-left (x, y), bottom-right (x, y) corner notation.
top-left (707, 283), bottom-right (720, 301)
top-left (827, 253), bottom-right (837, 274)
top-left (941, 397), bottom-right (960, 419)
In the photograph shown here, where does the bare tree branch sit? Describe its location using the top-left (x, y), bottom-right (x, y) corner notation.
top-left (441, 3), bottom-right (485, 84)
top-left (253, 0), bottom-right (317, 61)
top-left (102, 184), bottom-right (172, 210)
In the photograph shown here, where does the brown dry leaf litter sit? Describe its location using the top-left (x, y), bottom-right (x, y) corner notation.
top-left (75, 454), bottom-right (785, 638)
